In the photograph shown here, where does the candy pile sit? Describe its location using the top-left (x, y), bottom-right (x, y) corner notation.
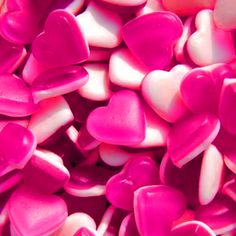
top-left (1, 0), bottom-right (236, 235)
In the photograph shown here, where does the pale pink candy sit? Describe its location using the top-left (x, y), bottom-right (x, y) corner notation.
top-left (196, 194), bottom-right (236, 235)
top-left (134, 185), bottom-right (186, 236)
top-left (0, 36), bottom-right (26, 74)
top-left (64, 165), bottom-right (114, 197)
top-left (31, 66), bottom-right (89, 103)
top-left (170, 221), bottom-right (216, 236)
top-left (122, 12), bottom-right (183, 70)
top-left (97, 206), bottom-right (127, 236)
top-left (199, 144), bottom-right (224, 205)
top-left (174, 16), bottom-right (195, 64)
top-left (61, 0), bottom-right (85, 14)
top-left (0, 74), bottom-right (37, 117)
top-left (219, 79), bottom-right (236, 135)
top-left (119, 213), bottom-right (140, 236)
top-left (28, 96), bottom-right (74, 144)
top-left (168, 113), bottom-right (220, 167)
top-left (87, 90), bottom-right (146, 146)
top-left (137, 0), bottom-right (164, 16)
top-left (187, 10), bottom-right (235, 66)
top-left (181, 64), bottom-right (235, 114)
top-left (162, 0), bottom-right (215, 16)
top-left (0, 170), bottom-right (22, 194)
top-left (77, 1), bottom-right (122, 48)
top-left (8, 186), bottom-right (68, 236)
top-left (88, 47), bottom-right (112, 62)
top-left (32, 10), bottom-right (89, 67)
top-left (160, 153), bottom-right (202, 207)
top-left (23, 149), bottom-right (70, 194)
top-left (0, 116), bottom-right (28, 132)
top-left (99, 143), bottom-right (152, 167)
top-left (109, 48), bottom-right (149, 90)
top-left (222, 175), bottom-right (236, 202)
top-left (142, 64), bottom-right (190, 123)
top-left (132, 105), bottom-right (170, 148)
top-left (106, 156), bottom-right (159, 210)
top-left (214, 0), bottom-right (236, 30)
top-left (51, 212), bottom-right (96, 236)
top-left (78, 63), bottom-right (112, 101)
top-left (0, 123), bottom-right (36, 177)
top-left (74, 227), bottom-right (98, 236)
top-left (66, 125), bottom-right (101, 151)
top-left (94, 0), bottom-right (147, 13)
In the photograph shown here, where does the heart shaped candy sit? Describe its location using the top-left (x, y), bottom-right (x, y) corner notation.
top-left (106, 156), bottom-right (159, 210)
top-left (87, 90), bottom-right (146, 146)
top-left (168, 113), bottom-right (220, 167)
top-left (122, 12), bottom-right (183, 70)
top-left (0, 123), bottom-right (36, 177)
top-left (187, 10), bottom-right (235, 66)
top-left (142, 64), bottom-right (190, 123)
top-left (8, 186), bottom-right (68, 236)
top-left (214, 0), bottom-right (236, 30)
top-left (32, 10), bottom-right (89, 67)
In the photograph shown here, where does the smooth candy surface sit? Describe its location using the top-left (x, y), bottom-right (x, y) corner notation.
top-left (122, 12), bottom-right (183, 70)
top-left (106, 156), bottom-right (159, 210)
top-left (142, 64), bottom-right (190, 122)
top-left (8, 186), bottom-right (68, 236)
top-left (31, 65), bottom-right (89, 102)
top-left (77, 1), bottom-right (122, 48)
top-left (0, 123), bottom-right (36, 177)
top-left (187, 10), bottom-right (235, 66)
top-left (214, 0), bottom-right (236, 30)
top-left (87, 90), bottom-right (146, 146)
top-left (32, 10), bottom-right (89, 67)
top-left (119, 213), bottom-right (140, 236)
top-left (219, 79), bottom-right (236, 135)
top-left (134, 185), bottom-right (186, 236)
top-left (0, 74), bottom-right (37, 117)
top-left (168, 113), bottom-right (220, 167)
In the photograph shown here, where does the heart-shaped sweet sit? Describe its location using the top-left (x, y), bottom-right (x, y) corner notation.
top-left (187, 10), bottom-right (235, 66)
top-left (167, 113), bottom-right (220, 168)
top-left (214, 0), bottom-right (236, 30)
top-left (31, 65), bottom-right (88, 102)
top-left (142, 64), bottom-right (190, 123)
top-left (122, 11), bottom-right (183, 70)
top-left (8, 186), bottom-right (68, 236)
top-left (134, 185), bottom-right (186, 236)
top-left (87, 90), bottom-right (146, 146)
top-left (162, 0), bottom-right (215, 16)
top-left (32, 9), bottom-right (89, 67)
top-left (0, 0), bottom-right (53, 44)
top-left (0, 123), bottom-right (36, 177)
top-left (180, 64), bottom-right (234, 114)
top-left (106, 156), bottom-right (159, 210)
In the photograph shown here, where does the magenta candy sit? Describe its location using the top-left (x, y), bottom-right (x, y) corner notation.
top-left (119, 213), bottom-right (140, 236)
top-left (74, 227), bottom-right (98, 236)
top-left (87, 90), bottom-right (146, 146)
top-left (8, 186), bottom-right (68, 236)
top-left (222, 175), bottom-right (236, 202)
top-left (106, 156), bottom-right (159, 210)
top-left (31, 65), bottom-right (89, 102)
top-left (0, 123), bottom-right (36, 176)
top-left (122, 12), bottom-right (183, 70)
top-left (168, 113), bottom-right (220, 167)
top-left (134, 185), bottom-right (186, 236)
top-left (0, 74), bottom-right (37, 117)
top-left (32, 10), bottom-right (89, 67)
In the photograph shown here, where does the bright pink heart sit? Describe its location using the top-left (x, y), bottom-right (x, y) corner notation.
top-left (0, 74), bottom-right (37, 117)
top-left (0, 123), bottom-right (36, 177)
top-left (168, 113), bottom-right (220, 167)
top-left (122, 12), bottom-right (183, 70)
top-left (134, 185), bottom-right (186, 236)
top-left (8, 186), bottom-right (68, 236)
top-left (87, 90), bottom-right (146, 146)
top-left (106, 156), bottom-right (159, 210)
top-left (32, 9), bottom-right (89, 67)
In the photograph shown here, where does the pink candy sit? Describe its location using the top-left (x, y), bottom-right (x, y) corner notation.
top-left (0, 0), bottom-right (236, 235)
